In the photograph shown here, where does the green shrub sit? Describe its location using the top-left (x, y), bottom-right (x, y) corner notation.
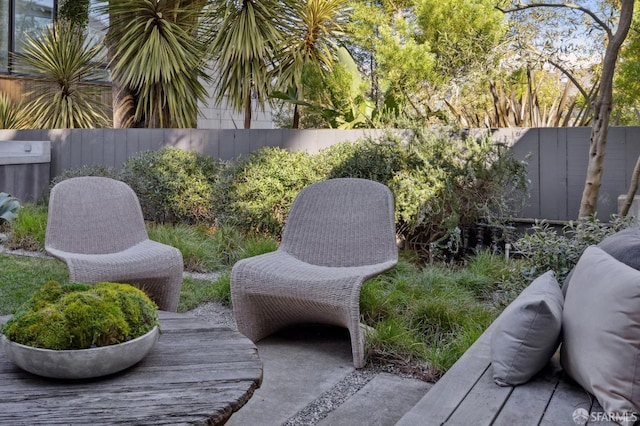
top-left (43, 164), bottom-right (119, 203)
top-left (324, 129), bottom-right (527, 249)
top-left (51, 164), bottom-right (119, 185)
top-left (2, 281), bottom-right (158, 350)
top-left (514, 215), bottom-right (633, 283)
top-left (215, 129), bottom-right (527, 245)
top-left (214, 147), bottom-right (321, 235)
top-left (120, 147), bottom-right (220, 224)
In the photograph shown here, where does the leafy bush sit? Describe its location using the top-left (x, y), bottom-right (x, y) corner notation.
top-left (214, 129), bottom-right (528, 246)
top-left (514, 215), bottom-right (633, 283)
top-left (120, 147), bottom-right (220, 224)
top-left (2, 281), bottom-right (158, 350)
top-left (214, 148), bottom-right (321, 235)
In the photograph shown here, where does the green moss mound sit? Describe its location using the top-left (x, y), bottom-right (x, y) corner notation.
top-left (2, 281), bottom-right (159, 350)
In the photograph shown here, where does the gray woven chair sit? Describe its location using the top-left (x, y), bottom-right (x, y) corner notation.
top-left (231, 178), bottom-right (398, 368)
top-left (45, 177), bottom-right (183, 312)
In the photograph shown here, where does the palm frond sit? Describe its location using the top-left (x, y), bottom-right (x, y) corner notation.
top-left (103, 0), bottom-right (210, 128)
top-left (13, 22), bottom-right (110, 129)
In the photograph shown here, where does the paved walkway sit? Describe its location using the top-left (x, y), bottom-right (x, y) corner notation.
top-left (223, 325), bottom-right (433, 426)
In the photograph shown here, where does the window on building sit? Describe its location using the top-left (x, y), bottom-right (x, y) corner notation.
top-left (1, 0), bottom-right (56, 74)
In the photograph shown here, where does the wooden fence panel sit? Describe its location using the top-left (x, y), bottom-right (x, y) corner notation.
top-left (2, 127), bottom-right (640, 222)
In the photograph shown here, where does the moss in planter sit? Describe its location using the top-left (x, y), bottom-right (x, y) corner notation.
top-left (2, 281), bottom-right (159, 350)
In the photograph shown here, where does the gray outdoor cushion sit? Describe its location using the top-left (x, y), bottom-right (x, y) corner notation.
top-left (562, 226), bottom-right (640, 296)
top-left (561, 246), bottom-right (640, 423)
top-left (491, 270), bottom-right (564, 386)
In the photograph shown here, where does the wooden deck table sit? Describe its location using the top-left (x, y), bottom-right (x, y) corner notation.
top-left (0, 311), bottom-right (262, 425)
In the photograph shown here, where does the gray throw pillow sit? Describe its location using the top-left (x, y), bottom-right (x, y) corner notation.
top-left (491, 270), bottom-right (563, 386)
top-left (561, 246), bottom-right (640, 423)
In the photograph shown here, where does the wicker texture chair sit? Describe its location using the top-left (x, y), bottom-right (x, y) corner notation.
top-left (231, 178), bottom-right (398, 368)
top-left (45, 177), bottom-right (183, 312)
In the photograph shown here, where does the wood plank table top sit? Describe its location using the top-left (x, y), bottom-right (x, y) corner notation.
top-left (0, 311), bottom-right (263, 425)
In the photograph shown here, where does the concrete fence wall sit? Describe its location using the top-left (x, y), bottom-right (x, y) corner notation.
top-left (1, 127), bottom-right (640, 222)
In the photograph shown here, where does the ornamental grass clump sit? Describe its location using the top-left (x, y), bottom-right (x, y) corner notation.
top-left (2, 281), bottom-right (158, 350)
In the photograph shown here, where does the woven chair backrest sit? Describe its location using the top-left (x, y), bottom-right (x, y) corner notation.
top-left (45, 177), bottom-right (148, 254)
top-left (279, 178), bottom-right (397, 267)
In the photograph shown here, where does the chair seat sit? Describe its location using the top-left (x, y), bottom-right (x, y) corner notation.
top-left (47, 239), bottom-right (183, 311)
top-left (47, 240), bottom-right (182, 282)
top-left (234, 251), bottom-right (396, 300)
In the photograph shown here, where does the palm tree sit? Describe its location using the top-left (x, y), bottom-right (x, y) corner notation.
top-left (13, 22), bottom-right (110, 129)
top-left (275, 0), bottom-right (349, 128)
top-left (102, 0), bottom-right (210, 128)
top-left (206, 0), bottom-right (289, 129)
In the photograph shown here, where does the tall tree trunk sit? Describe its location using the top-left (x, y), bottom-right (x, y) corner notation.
top-left (621, 155), bottom-right (640, 217)
top-left (244, 95), bottom-right (252, 129)
top-left (578, 0), bottom-right (635, 219)
top-left (292, 104), bottom-right (300, 128)
top-left (112, 84), bottom-right (136, 128)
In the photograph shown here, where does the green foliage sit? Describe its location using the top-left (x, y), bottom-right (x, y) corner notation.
top-left (273, 0), bottom-right (349, 128)
top-left (326, 130), bottom-right (529, 248)
top-left (205, 0), bottom-right (288, 128)
top-left (415, 0), bottom-right (505, 76)
top-left (213, 272), bottom-right (231, 307)
top-left (45, 165), bottom-right (119, 203)
top-left (177, 276), bottom-right (223, 312)
top-left (613, 10), bottom-right (640, 125)
top-left (0, 193), bottom-right (20, 223)
top-left (360, 252), bottom-right (517, 377)
top-left (514, 215), bottom-right (634, 283)
top-left (6, 203), bottom-right (47, 252)
top-left (13, 21), bottom-right (110, 128)
top-left (214, 147), bottom-right (321, 235)
top-left (215, 130), bottom-right (528, 246)
top-left (51, 165), bottom-right (119, 186)
top-left (147, 223), bottom-right (233, 272)
top-left (58, 0), bottom-right (90, 28)
top-left (0, 93), bottom-right (27, 129)
top-left (120, 147), bottom-right (219, 224)
top-left (2, 281), bottom-right (158, 350)
top-left (0, 255), bottom-right (69, 315)
top-left (102, 0), bottom-right (210, 128)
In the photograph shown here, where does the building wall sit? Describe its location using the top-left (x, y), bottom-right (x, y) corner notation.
top-left (197, 96), bottom-right (273, 129)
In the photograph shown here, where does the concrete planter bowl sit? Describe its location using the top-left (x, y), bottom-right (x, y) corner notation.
top-left (1, 326), bottom-right (159, 379)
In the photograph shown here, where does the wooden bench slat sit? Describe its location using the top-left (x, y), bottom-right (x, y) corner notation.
top-left (539, 373), bottom-right (593, 425)
top-left (396, 322), bottom-right (498, 426)
top-left (493, 357), bottom-right (563, 426)
top-left (445, 365), bottom-right (512, 425)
